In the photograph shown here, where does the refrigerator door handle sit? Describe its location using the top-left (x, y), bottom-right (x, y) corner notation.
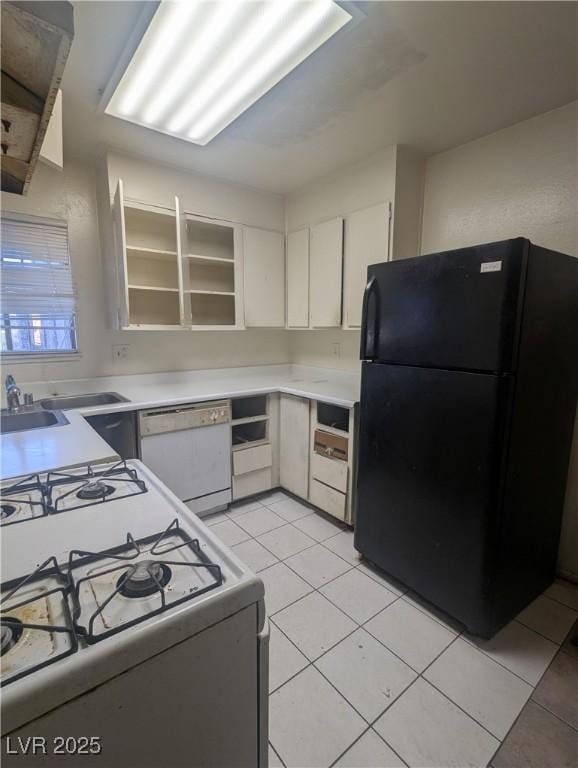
top-left (360, 275), bottom-right (380, 360)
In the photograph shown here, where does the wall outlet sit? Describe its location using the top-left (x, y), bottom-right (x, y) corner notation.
top-left (332, 342), bottom-right (341, 358)
top-left (112, 344), bottom-right (130, 361)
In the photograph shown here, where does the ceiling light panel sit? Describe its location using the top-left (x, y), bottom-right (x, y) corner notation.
top-left (105, 0), bottom-right (352, 145)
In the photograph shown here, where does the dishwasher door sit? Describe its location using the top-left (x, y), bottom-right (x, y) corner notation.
top-left (141, 421), bottom-right (232, 516)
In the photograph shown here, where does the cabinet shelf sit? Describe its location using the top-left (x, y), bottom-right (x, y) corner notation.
top-left (128, 286), bottom-right (180, 326)
top-left (128, 284), bottom-right (180, 292)
top-left (232, 437), bottom-right (270, 452)
top-left (127, 245), bottom-right (177, 258)
top-left (185, 254), bottom-right (234, 265)
top-left (232, 420), bottom-right (268, 447)
top-left (231, 415), bottom-right (269, 426)
top-left (186, 289), bottom-right (235, 296)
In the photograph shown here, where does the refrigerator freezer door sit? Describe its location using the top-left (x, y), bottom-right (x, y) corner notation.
top-left (362, 239), bottom-right (528, 373)
top-left (355, 362), bottom-right (512, 636)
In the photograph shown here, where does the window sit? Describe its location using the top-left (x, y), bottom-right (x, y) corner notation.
top-left (0, 213), bottom-right (78, 355)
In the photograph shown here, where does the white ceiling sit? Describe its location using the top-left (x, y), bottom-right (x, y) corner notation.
top-left (63, 1), bottom-right (577, 194)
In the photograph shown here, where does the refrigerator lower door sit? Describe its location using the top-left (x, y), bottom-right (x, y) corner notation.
top-left (355, 362), bottom-right (512, 636)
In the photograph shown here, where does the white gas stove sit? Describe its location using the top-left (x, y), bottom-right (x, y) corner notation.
top-left (0, 460), bottom-right (268, 768)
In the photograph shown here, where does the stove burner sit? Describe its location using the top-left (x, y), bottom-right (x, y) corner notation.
top-left (76, 481), bottom-right (115, 501)
top-left (0, 618), bottom-right (23, 656)
top-left (0, 504), bottom-right (17, 520)
top-left (117, 561), bottom-right (172, 599)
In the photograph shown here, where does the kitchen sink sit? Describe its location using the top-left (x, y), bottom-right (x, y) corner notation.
top-left (39, 392), bottom-right (129, 410)
top-left (1, 409), bottom-right (69, 433)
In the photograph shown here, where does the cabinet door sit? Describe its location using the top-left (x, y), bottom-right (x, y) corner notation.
top-left (279, 394), bottom-right (310, 499)
top-left (309, 217), bottom-right (343, 327)
top-left (343, 202), bottom-right (390, 328)
top-left (112, 179), bottom-right (129, 328)
top-left (286, 228), bottom-right (309, 328)
top-left (175, 196), bottom-right (187, 326)
top-left (243, 227), bottom-right (285, 327)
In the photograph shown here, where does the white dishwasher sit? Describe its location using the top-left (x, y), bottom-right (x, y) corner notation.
top-left (139, 400), bottom-right (232, 517)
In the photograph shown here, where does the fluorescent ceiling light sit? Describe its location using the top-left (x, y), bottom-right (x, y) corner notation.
top-left (105, 0), bottom-right (352, 145)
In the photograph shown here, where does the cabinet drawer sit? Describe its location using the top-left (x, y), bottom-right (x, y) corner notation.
top-left (309, 478), bottom-right (346, 522)
top-left (233, 467), bottom-right (272, 499)
top-left (233, 443), bottom-right (272, 475)
top-left (314, 429), bottom-right (348, 461)
top-left (311, 452), bottom-right (348, 493)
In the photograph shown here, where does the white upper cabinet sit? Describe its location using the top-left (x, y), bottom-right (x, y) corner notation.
top-left (286, 228), bottom-right (310, 328)
top-left (112, 179), bottom-right (182, 329)
top-left (180, 209), bottom-right (242, 328)
top-left (343, 202), bottom-right (391, 328)
top-left (243, 226), bottom-right (285, 327)
top-left (309, 217), bottom-right (343, 328)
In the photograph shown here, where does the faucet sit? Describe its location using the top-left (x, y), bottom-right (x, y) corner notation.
top-left (5, 375), bottom-right (21, 412)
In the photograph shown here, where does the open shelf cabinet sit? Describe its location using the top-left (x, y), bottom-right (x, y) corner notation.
top-left (180, 213), bottom-right (241, 328)
top-left (112, 181), bottom-right (243, 330)
top-left (113, 180), bottom-right (184, 328)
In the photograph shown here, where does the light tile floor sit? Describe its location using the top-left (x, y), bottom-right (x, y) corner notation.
top-left (206, 491), bottom-right (578, 768)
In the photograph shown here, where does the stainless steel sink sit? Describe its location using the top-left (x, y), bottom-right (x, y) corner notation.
top-left (1, 409), bottom-right (69, 433)
top-left (39, 392), bottom-right (129, 410)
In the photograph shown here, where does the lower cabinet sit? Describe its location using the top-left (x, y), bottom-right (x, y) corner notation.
top-left (231, 394), bottom-right (278, 500)
top-left (227, 392), bottom-right (356, 524)
top-left (279, 393), bottom-right (310, 499)
top-left (308, 401), bottom-right (355, 525)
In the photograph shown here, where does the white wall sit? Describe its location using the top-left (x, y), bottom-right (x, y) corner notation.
top-left (421, 101), bottom-right (577, 256)
top-left (1, 159), bottom-right (290, 384)
top-left (420, 100), bottom-right (578, 580)
top-left (106, 150), bottom-right (285, 230)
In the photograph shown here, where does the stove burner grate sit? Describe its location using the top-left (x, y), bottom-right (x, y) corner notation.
top-left (0, 474), bottom-right (46, 528)
top-left (69, 519), bottom-right (223, 643)
top-left (48, 460), bottom-right (147, 513)
top-left (117, 561), bottom-right (172, 598)
top-left (0, 618), bottom-right (23, 656)
top-left (76, 481), bottom-right (116, 501)
top-left (0, 504), bottom-right (17, 520)
top-left (0, 557), bottom-right (77, 686)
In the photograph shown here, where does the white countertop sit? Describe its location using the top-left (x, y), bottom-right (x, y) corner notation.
top-left (1, 410), bottom-right (118, 482)
top-left (1, 365), bottom-right (360, 480)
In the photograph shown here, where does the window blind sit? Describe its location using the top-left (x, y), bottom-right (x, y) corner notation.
top-left (1, 213), bottom-right (78, 354)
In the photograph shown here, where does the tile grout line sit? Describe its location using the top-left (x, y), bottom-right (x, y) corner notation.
top-left (460, 631), bottom-right (558, 689)
top-left (513, 615), bottom-right (574, 646)
top-left (487, 639), bottom-right (578, 767)
top-left (253, 522), bottom-right (330, 563)
top-left (242, 498), bottom-right (572, 766)
top-left (530, 689), bottom-right (578, 734)
top-left (261, 538), bottom-right (359, 618)
top-left (279, 552), bottom-right (355, 592)
top-left (271, 517), bottom-right (568, 692)
top-left (269, 589), bottom-right (414, 765)
top-left (269, 581), bottom-right (497, 764)
top-left (533, 590), bottom-right (578, 613)
top-left (268, 740), bottom-right (287, 768)
top-left (327, 723), bottom-right (409, 768)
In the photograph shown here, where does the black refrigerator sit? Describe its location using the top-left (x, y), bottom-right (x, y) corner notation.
top-left (355, 238), bottom-right (578, 638)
